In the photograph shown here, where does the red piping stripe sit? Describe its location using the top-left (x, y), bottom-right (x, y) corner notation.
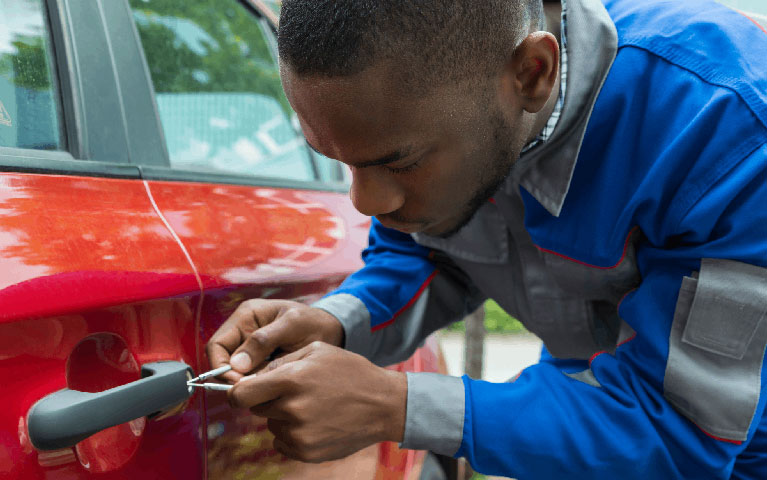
top-left (535, 226), bottom-right (640, 270)
top-left (371, 270), bottom-right (439, 332)
top-left (588, 350), bottom-right (607, 364)
top-left (697, 424), bottom-right (743, 445)
top-left (741, 12), bottom-right (767, 35)
top-left (617, 288), bottom-right (637, 311)
top-left (617, 333), bottom-right (637, 348)
top-left (589, 332), bottom-right (638, 364)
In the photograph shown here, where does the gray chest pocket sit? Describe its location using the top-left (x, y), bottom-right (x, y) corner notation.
top-left (664, 259), bottom-right (767, 442)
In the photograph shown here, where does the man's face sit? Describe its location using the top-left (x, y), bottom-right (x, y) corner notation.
top-left (282, 62), bottom-right (529, 237)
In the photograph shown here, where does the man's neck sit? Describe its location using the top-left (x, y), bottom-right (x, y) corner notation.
top-left (525, 1), bottom-right (563, 146)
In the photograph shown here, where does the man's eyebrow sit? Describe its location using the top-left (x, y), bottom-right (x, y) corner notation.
top-left (306, 141), bottom-right (413, 168)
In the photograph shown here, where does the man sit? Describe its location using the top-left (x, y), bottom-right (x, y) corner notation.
top-left (208, 0), bottom-right (767, 477)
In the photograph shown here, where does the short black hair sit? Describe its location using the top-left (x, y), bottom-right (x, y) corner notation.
top-left (278, 0), bottom-right (543, 90)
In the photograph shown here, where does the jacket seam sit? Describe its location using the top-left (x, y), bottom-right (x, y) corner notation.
top-left (534, 226), bottom-right (640, 270)
top-left (615, 41), bottom-right (767, 131)
top-left (671, 141), bottom-right (766, 233)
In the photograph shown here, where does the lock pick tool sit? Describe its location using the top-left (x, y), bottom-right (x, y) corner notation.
top-left (187, 364), bottom-right (233, 391)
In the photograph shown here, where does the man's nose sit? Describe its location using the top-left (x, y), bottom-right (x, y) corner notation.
top-left (349, 168), bottom-right (405, 217)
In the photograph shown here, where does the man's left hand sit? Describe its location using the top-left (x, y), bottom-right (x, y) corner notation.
top-left (228, 341), bottom-right (407, 463)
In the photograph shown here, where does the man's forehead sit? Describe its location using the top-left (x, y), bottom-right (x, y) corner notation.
top-left (283, 68), bottom-right (428, 162)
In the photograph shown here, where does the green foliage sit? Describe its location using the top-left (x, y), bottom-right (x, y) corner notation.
top-left (130, 0), bottom-right (292, 115)
top-left (0, 35), bottom-right (52, 91)
top-left (447, 300), bottom-right (527, 334)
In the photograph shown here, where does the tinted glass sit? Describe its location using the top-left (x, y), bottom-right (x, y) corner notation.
top-left (130, 0), bottom-right (317, 181)
top-left (0, 0), bottom-right (64, 150)
top-left (717, 0), bottom-right (766, 13)
top-left (261, 0), bottom-right (281, 16)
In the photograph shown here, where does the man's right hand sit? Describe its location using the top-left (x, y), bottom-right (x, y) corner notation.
top-left (206, 299), bottom-right (345, 383)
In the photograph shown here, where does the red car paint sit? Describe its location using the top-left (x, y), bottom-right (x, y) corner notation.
top-left (0, 173), bottom-right (441, 479)
top-left (0, 173), bottom-right (204, 479)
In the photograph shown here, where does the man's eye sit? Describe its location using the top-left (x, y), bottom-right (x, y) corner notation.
top-left (385, 159), bottom-right (422, 174)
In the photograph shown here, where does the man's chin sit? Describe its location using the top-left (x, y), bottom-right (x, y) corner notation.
top-left (376, 218), bottom-right (426, 234)
top-left (420, 212), bottom-right (476, 238)
top-left (376, 207), bottom-right (477, 238)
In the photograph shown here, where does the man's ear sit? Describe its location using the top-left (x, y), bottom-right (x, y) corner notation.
top-left (503, 32), bottom-right (560, 114)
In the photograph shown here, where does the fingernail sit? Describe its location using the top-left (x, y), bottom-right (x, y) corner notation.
top-left (230, 352), bottom-right (252, 372)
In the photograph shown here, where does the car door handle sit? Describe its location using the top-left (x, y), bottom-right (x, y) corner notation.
top-left (28, 361), bottom-right (193, 451)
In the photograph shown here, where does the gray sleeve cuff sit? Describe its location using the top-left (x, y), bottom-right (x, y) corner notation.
top-left (400, 372), bottom-right (465, 456)
top-left (312, 293), bottom-right (373, 358)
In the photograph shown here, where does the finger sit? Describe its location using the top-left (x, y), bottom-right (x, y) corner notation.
top-left (272, 437), bottom-right (298, 459)
top-left (248, 399), bottom-right (291, 420)
top-left (260, 344), bottom-right (315, 373)
top-left (219, 370), bottom-right (244, 384)
top-left (208, 300), bottom-right (280, 374)
top-left (207, 301), bottom-right (266, 370)
top-left (230, 312), bottom-right (304, 374)
top-left (267, 418), bottom-right (291, 439)
top-left (206, 328), bottom-right (242, 372)
top-left (229, 365), bottom-right (293, 409)
top-left (235, 346), bottom-right (317, 409)
top-left (269, 421), bottom-right (310, 461)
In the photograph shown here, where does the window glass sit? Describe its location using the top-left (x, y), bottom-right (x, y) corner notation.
top-left (717, 0), bottom-right (766, 14)
top-left (312, 150), bottom-right (349, 184)
top-left (0, 0), bottom-right (64, 150)
top-left (130, 0), bottom-right (316, 181)
top-left (256, 0), bottom-right (348, 185)
top-left (260, 0), bottom-right (281, 17)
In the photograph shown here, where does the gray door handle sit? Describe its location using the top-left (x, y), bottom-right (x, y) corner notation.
top-left (28, 361), bottom-right (193, 451)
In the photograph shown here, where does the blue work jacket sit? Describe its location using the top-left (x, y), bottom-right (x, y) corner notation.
top-left (314, 0), bottom-right (767, 478)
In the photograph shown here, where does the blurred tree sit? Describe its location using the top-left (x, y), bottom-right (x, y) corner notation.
top-left (130, 0), bottom-right (292, 115)
top-left (0, 36), bottom-right (51, 91)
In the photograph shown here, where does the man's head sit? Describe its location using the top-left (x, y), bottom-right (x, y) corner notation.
top-left (279, 0), bottom-right (560, 237)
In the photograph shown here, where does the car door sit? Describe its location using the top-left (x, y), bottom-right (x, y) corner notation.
top-left (121, 0), bottom-right (444, 478)
top-left (0, 0), bottom-right (206, 478)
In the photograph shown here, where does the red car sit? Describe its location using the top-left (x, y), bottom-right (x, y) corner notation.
top-left (0, 0), bottom-right (449, 478)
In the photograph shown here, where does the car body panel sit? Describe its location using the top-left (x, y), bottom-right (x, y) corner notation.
top-left (0, 172), bottom-right (205, 479)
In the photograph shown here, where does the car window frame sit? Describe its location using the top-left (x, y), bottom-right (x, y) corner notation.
top-left (0, 0), bottom-right (146, 180)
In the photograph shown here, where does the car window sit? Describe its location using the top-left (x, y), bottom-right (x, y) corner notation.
top-left (250, 0), bottom-right (350, 185)
top-left (129, 0), bottom-right (317, 182)
top-left (717, 0), bottom-right (766, 14)
top-left (0, 0), bottom-right (64, 151)
top-left (260, 0), bottom-right (281, 17)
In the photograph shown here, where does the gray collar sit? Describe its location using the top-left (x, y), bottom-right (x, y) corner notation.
top-left (509, 0), bottom-right (618, 217)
